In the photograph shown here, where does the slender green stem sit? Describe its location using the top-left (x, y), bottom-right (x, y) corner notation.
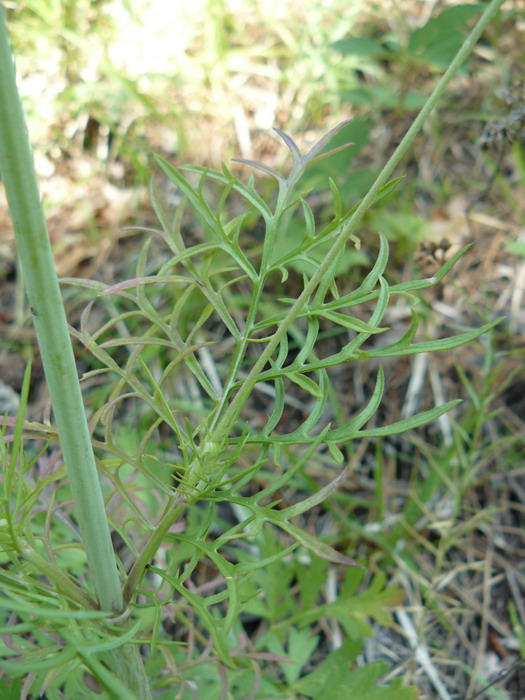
top-left (0, 8), bottom-right (151, 698)
top-left (210, 0), bottom-right (505, 441)
top-left (123, 498), bottom-right (186, 603)
top-left (208, 278), bottom-right (265, 432)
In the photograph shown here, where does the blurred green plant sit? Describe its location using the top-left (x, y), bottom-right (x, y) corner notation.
top-left (332, 3), bottom-right (485, 111)
top-left (9, 0), bottom-right (366, 184)
top-left (0, 1), bottom-right (507, 697)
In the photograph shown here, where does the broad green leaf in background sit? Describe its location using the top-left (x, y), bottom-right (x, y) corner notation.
top-left (408, 4), bottom-right (484, 67)
top-left (0, 678), bottom-right (22, 700)
top-left (292, 639), bottom-right (419, 699)
top-left (331, 36), bottom-right (387, 57)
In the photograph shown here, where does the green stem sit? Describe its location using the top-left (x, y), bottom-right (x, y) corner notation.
top-left (123, 498), bottom-right (186, 603)
top-left (0, 2), bottom-right (122, 617)
top-left (208, 278), bottom-right (265, 433)
top-left (0, 7), bottom-right (151, 698)
top-left (210, 0), bottom-right (505, 440)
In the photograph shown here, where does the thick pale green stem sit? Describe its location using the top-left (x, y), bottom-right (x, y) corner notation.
top-left (0, 7), bottom-right (151, 698)
top-left (0, 2), bottom-right (122, 617)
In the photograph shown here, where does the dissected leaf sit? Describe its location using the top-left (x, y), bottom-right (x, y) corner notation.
top-left (292, 639), bottom-right (416, 699)
top-left (284, 627), bottom-right (320, 684)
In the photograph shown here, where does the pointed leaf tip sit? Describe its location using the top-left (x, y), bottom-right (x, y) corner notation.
top-left (273, 127), bottom-right (303, 166)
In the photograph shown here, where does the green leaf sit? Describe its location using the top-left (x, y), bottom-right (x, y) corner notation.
top-left (304, 119), bottom-right (354, 164)
top-left (331, 36), bottom-right (386, 57)
top-left (330, 573), bottom-right (406, 631)
top-left (293, 638), bottom-right (362, 691)
top-left (279, 521), bottom-right (362, 568)
top-left (358, 319), bottom-right (501, 359)
top-left (309, 141), bottom-right (355, 165)
top-left (283, 627), bottom-right (320, 684)
top-left (341, 86), bottom-right (427, 111)
top-left (274, 127), bottom-right (303, 169)
top-left (328, 441), bottom-right (345, 463)
top-left (242, 432), bottom-right (329, 503)
top-left (332, 177), bottom-right (403, 230)
top-left (317, 309), bottom-right (386, 334)
top-left (300, 197), bottom-right (316, 240)
top-left (183, 163), bottom-right (274, 224)
top-left (347, 232), bottom-right (390, 298)
top-left (296, 661), bottom-right (418, 700)
top-left (329, 177), bottom-right (343, 219)
top-left (287, 371), bottom-right (323, 398)
top-left (302, 119), bottom-right (370, 190)
top-left (289, 579), bottom-right (417, 697)
top-left (261, 376), bottom-right (286, 436)
top-left (71, 621), bottom-right (140, 655)
top-left (0, 645), bottom-right (77, 675)
top-left (155, 157), bottom-right (218, 234)
top-left (234, 543), bottom-right (299, 574)
top-left (279, 467), bottom-right (350, 520)
top-left (169, 578), bottom-right (235, 667)
top-left (408, 4), bottom-right (483, 68)
top-left (0, 677), bottom-right (22, 700)
top-left (289, 639), bottom-right (361, 698)
top-left (291, 571), bottom-right (405, 639)
top-left (0, 594), bottom-right (107, 619)
top-left (231, 156), bottom-right (284, 183)
top-left (328, 366), bottom-right (385, 441)
top-left (355, 399), bottom-right (462, 438)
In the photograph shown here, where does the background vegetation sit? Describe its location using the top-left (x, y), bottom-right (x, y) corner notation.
top-left (1, 1), bottom-right (524, 698)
